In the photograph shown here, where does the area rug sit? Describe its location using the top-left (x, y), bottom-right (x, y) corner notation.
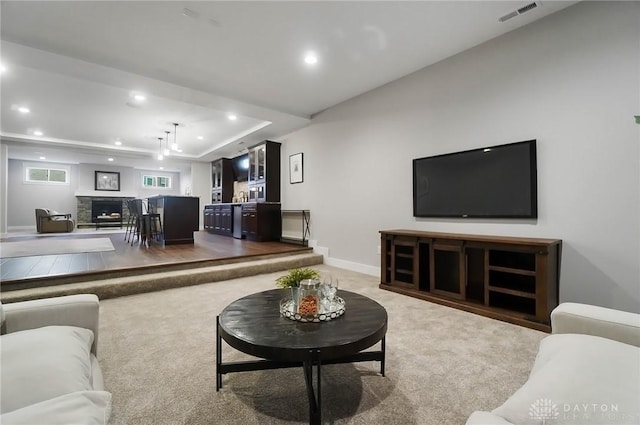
top-left (0, 237), bottom-right (115, 258)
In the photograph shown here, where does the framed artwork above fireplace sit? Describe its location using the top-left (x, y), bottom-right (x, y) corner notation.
top-left (95, 171), bottom-right (120, 191)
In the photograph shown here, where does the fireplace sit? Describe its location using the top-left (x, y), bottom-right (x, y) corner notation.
top-left (91, 200), bottom-right (123, 223)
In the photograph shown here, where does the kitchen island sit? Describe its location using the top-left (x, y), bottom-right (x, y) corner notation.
top-left (148, 195), bottom-right (200, 245)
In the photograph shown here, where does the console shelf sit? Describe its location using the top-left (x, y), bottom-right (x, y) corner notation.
top-left (380, 230), bottom-right (562, 332)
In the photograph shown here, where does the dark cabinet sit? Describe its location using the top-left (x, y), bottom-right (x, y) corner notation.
top-left (241, 203), bottom-right (281, 241)
top-left (247, 141), bottom-right (281, 203)
top-left (148, 196), bottom-right (199, 245)
top-left (211, 158), bottom-right (234, 204)
top-left (380, 230), bottom-right (561, 332)
top-left (204, 204), bottom-right (233, 236)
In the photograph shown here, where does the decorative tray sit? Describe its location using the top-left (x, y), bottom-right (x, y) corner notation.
top-left (279, 296), bottom-right (346, 323)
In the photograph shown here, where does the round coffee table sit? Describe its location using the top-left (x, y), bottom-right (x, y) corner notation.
top-left (216, 289), bottom-right (388, 425)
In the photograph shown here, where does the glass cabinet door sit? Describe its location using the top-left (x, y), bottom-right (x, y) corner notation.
top-left (257, 145), bottom-right (266, 181)
top-left (248, 148), bottom-right (258, 183)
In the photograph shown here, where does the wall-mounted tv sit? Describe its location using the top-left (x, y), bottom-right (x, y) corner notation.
top-left (232, 154), bottom-right (249, 182)
top-left (413, 140), bottom-right (537, 218)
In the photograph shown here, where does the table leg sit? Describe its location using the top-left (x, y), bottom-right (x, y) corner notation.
top-left (381, 336), bottom-right (386, 377)
top-left (216, 316), bottom-right (222, 391)
top-left (303, 350), bottom-right (321, 425)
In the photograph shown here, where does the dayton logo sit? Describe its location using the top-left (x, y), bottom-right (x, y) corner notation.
top-left (529, 398), bottom-right (559, 424)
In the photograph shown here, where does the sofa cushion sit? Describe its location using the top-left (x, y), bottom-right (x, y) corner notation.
top-left (0, 391), bottom-right (111, 425)
top-left (492, 333), bottom-right (640, 424)
top-left (0, 326), bottom-right (95, 413)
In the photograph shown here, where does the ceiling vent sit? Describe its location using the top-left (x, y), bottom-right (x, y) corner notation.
top-left (499, 1), bottom-right (542, 22)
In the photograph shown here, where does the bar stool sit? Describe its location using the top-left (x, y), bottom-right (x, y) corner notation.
top-left (143, 201), bottom-right (163, 243)
top-left (124, 199), bottom-right (141, 243)
top-left (126, 199), bottom-right (145, 245)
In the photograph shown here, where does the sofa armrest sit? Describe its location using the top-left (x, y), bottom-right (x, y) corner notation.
top-left (2, 294), bottom-right (100, 355)
top-left (551, 302), bottom-right (640, 347)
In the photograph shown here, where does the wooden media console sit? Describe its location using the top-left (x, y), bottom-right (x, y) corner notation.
top-left (379, 230), bottom-right (562, 332)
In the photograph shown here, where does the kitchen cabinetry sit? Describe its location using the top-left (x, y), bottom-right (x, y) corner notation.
top-left (211, 158), bottom-right (233, 204)
top-left (203, 204), bottom-right (233, 236)
top-left (241, 202), bottom-right (281, 241)
top-left (380, 230), bottom-right (561, 332)
top-left (147, 196), bottom-right (199, 245)
top-left (247, 141), bottom-right (281, 203)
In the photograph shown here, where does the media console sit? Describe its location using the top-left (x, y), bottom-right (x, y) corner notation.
top-left (379, 230), bottom-right (561, 332)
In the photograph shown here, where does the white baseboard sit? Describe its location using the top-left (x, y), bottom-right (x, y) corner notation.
top-left (313, 243), bottom-right (378, 277)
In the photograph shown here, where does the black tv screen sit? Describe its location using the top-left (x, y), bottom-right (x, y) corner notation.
top-left (413, 140), bottom-right (537, 218)
top-left (232, 154), bottom-right (249, 182)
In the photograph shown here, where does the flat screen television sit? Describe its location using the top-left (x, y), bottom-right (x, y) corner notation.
top-left (231, 154), bottom-right (249, 182)
top-left (413, 140), bottom-right (537, 218)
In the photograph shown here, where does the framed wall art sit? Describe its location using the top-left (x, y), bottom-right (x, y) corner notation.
top-left (289, 153), bottom-right (303, 184)
top-left (95, 171), bottom-right (121, 191)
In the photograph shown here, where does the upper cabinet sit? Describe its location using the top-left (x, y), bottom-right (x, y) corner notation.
top-left (211, 158), bottom-right (233, 203)
top-left (247, 141), bottom-right (281, 203)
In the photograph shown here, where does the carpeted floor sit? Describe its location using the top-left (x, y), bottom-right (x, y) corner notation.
top-left (0, 237), bottom-right (115, 258)
top-left (98, 265), bottom-right (545, 425)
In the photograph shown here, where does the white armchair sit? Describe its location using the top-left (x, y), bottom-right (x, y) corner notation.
top-left (466, 303), bottom-right (640, 425)
top-left (0, 294), bottom-right (111, 424)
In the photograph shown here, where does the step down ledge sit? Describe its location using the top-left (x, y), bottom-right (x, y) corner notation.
top-left (1, 252), bottom-right (323, 303)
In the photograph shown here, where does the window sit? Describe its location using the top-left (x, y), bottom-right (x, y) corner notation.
top-left (142, 175), bottom-right (172, 189)
top-left (24, 165), bottom-right (69, 184)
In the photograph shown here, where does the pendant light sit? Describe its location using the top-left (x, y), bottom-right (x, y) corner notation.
top-left (171, 123), bottom-right (179, 151)
top-left (157, 137), bottom-right (163, 160)
top-left (164, 131), bottom-right (171, 156)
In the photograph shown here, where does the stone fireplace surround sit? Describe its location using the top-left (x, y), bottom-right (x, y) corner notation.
top-left (76, 196), bottom-right (135, 227)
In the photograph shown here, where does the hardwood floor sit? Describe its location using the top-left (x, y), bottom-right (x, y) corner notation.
top-left (1, 230), bottom-right (311, 286)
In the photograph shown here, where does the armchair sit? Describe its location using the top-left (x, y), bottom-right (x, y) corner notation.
top-left (35, 208), bottom-right (75, 233)
top-left (0, 294), bottom-right (111, 424)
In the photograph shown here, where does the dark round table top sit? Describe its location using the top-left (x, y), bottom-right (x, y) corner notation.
top-left (218, 289), bottom-right (388, 362)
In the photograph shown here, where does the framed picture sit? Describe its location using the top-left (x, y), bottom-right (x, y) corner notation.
top-left (289, 153), bottom-right (303, 184)
top-left (95, 171), bottom-right (121, 191)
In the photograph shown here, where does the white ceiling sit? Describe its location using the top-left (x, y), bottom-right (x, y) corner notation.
top-left (0, 1), bottom-right (578, 172)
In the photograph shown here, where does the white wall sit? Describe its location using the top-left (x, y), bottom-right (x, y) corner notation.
top-left (280, 2), bottom-right (640, 312)
top-left (190, 161), bottom-right (211, 230)
top-left (6, 159), bottom-right (181, 227)
top-left (0, 143), bottom-right (9, 237)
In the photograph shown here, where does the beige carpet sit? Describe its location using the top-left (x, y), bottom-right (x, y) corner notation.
top-left (0, 237), bottom-right (115, 258)
top-left (98, 265), bottom-right (545, 425)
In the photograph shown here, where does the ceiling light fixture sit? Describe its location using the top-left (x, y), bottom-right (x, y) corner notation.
top-left (304, 52), bottom-right (318, 65)
top-left (228, 114), bottom-right (237, 121)
top-left (171, 123), bottom-right (179, 151)
top-left (115, 141), bottom-right (122, 146)
top-left (18, 106), bottom-right (30, 114)
top-left (33, 130), bottom-right (43, 136)
top-left (39, 156), bottom-right (46, 160)
top-left (197, 136), bottom-right (204, 140)
top-left (157, 137), bottom-right (164, 161)
top-left (164, 131), bottom-right (171, 156)
top-left (134, 94), bottom-right (146, 101)
top-left (108, 158), bottom-right (114, 162)
top-left (0, 64), bottom-right (6, 73)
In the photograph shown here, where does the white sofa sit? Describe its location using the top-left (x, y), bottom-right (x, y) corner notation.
top-left (467, 302), bottom-right (640, 425)
top-left (0, 294), bottom-right (112, 424)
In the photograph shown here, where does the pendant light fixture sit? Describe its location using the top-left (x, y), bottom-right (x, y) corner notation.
top-left (157, 137), bottom-right (164, 160)
top-left (164, 131), bottom-right (171, 157)
top-left (171, 123), bottom-right (179, 151)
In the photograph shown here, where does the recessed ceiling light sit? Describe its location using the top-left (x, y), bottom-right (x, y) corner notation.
top-left (228, 114), bottom-right (237, 121)
top-left (115, 141), bottom-right (122, 146)
top-left (159, 167), bottom-right (164, 170)
top-left (197, 136), bottom-right (204, 140)
top-left (33, 130), bottom-right (43, 136)
top-left (0, 64), bottom-right (6, 73)
top-left (39, 156), bottom-right (46, 160)
top-left (107, 158), bottom-right (114, 162)
top-left (18, 106), bottom-right (30, 114)
top-left (134, 94), bottom-right (146, 101)
top-left (304, 52), bottom-right (318, 65)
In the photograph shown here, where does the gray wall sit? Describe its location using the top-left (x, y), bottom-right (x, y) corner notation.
top-left (279, 2), bottom-right (640, 312)
top-left (7, 159), bottom-right (181, 226)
